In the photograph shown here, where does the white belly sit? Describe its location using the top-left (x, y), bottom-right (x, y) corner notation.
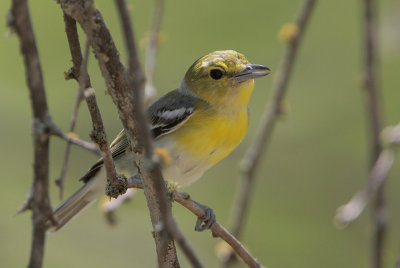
top-left (110, 138), bottom-right (209, 187)
top-left (154, 137), bottom-right (211, 187)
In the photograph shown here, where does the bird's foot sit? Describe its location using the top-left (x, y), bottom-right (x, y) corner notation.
top-left (194, 202), bottom-right (216, 232)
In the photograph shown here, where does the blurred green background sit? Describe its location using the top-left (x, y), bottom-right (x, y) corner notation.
top-left (1, 0), bottom-right (400, 267)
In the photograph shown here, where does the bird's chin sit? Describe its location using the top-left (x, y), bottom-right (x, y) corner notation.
top-left (233, 78), bottom-right (254, 87)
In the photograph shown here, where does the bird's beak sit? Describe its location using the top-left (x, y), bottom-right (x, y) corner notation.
top-left (232, 64), bottom-right (270, 82)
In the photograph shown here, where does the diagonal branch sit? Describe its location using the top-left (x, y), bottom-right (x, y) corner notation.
top-left (9, 0), bottom-right (57, 267)
top-left (55, 13), bottom-right (87, 200)
top-left (335, 124), bottom-right (400, 226)
top-left (334, 149), bottom-right (394, 225)
top-left (127, 176), bottom-right (264, 268)
top-left (64, 9), bottom-right (127, 199)
top-left (81, 37), bottom-right (127, 199)
top-left (223, 0), bottom-right (317, 266)
top-left (50, 126), bottom-right (99, 155)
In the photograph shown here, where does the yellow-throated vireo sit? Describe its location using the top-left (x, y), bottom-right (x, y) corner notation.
top-left (49, 50), bottom-right (270, 232)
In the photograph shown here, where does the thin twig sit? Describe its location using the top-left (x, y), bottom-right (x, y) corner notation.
top-left (334, 150), bottom-right (394, 225)
top-left (335, 123), bottom-right (400, 225)
top-left (50, 128), bottom-right (99, 155)
top-left (55, 119), bottom-right (80, 200)
top-left (223, 0), bottom-right (317, 266)
top-left (63, 1), bottom-right (127, 199)
top-left (114, 0), bottom-right (180, 266)
top-left (55, 13), bottom-right (87, 199)
top-left (81, 37), bottom-right (127, 199)
top-left (9, 0), bottom-right (57, 267)
top-left (126, 176), bottom-right (263, 268)
top-left (363, 0), bottom-right (382, 165)
top-left (63, 12), bottom-right (85, 82)
top-left (144, 0), bottom-right (165, 101)
top-left (362, 0), bottom-right (385, 267)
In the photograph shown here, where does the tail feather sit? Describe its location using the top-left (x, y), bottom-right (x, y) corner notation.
top-left (47, 174), bottom-right (105, 233)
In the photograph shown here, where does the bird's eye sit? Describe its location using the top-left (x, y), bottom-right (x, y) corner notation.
top-left (209, 69), bottom-right (223, 80)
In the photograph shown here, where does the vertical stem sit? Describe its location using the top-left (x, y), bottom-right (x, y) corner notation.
top-left (9, 0), bottom-right (54, 267)
top-left (113, 0), bottom-right (179, 266)
top-left (144, 0), bottom-right (165, 100)
top-left (362, 0), bottom-right (385, 267)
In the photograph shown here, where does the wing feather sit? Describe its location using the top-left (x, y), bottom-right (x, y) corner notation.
top-left (80, 90), bottom-right (202, 183)
top-left (148, 90), bottom-right (197, 138)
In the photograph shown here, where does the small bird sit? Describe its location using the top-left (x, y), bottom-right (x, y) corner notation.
top-left (49, 50), bottom-right (270, 232)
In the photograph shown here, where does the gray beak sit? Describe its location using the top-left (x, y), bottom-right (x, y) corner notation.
top-left (232, 64), bottom-right (271, 82)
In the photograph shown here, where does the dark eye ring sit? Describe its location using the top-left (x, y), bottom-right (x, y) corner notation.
top-left (209, 69), bottom-right (223, 80)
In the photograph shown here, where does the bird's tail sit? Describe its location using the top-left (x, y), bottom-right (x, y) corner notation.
top-left (47, 174), bottom-right (105, 233)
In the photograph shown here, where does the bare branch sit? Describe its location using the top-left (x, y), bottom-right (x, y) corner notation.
top-left (9, 0), bottom-right (56, 266)
top-left (334, 150), bottom-right (394, 225)
top-left (69, 7), bottom-right (128, 199)
top-left (55, 13), bottom-right (87, 199)
top-left (81, 37), bottom-right (127, 199)
top-left (50, 128), bottom-right (99, 155)
top-left (63, 12), bottom-right (85, 82)
top-left (114, 0), bottom-right (180, 265)
top-left (224, 0), bottom-right (317, 266)
top-left (127, 175), bottom-right (203, 266)
top-left (126, 176), bottom-right (263, 268)
top-left (58, 0), bottom-right (179, 266)
top-left (55, 133), bottom-right (78, 200)
top-left (363, 0), bottom-right (382, 164)
top-left (144, 0), bottom-right (165, 101)
top-left (335, 124), bottom-right (400, 225)
top-left (164, 214), bottom-right (204, 268)
top-left (362, 0), bottom-right (385, 266)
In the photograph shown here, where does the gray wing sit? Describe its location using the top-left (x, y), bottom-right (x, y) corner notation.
top-left (148, 89), bottom-right (198, 138)
top-left (80, 90), bottom-right (201, 183)
top-left (80, 129), bottom-right (130, 183)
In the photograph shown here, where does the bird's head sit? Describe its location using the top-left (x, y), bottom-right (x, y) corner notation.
top-left (180, 50), bottom-right (270, 106)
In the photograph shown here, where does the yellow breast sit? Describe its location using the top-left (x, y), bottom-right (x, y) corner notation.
top-left (174, 79), bottom-right (254, 166)
top-left (175, 108), bottom-right (249, 166)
